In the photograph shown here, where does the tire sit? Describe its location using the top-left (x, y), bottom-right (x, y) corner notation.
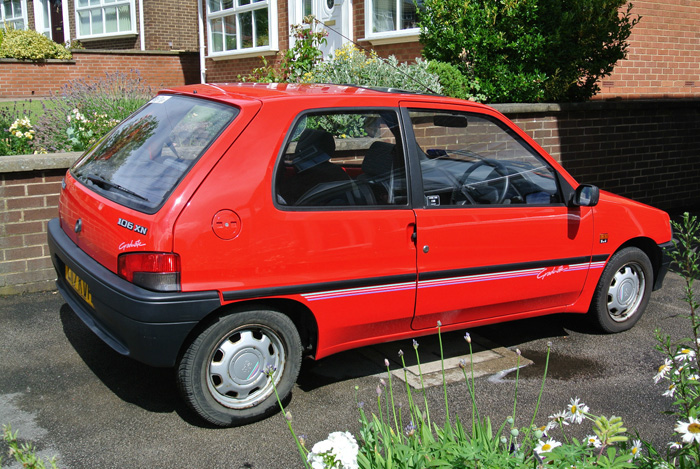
top-left (589, 247), bottom-right (653, 333)
top-left (177, 308), bottom-right (302, 427)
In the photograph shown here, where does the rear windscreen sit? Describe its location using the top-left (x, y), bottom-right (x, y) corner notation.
top-left (71, 94), bottom-right (238, 213)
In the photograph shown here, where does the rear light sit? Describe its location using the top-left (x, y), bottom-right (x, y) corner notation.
top-left (118, 252), bottom-right (181, 292)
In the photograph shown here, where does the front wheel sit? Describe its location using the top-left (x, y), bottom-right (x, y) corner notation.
top-left (177, 308), bottom-right (302, 426)
top-left (589, 247), bottom-right (653, 333)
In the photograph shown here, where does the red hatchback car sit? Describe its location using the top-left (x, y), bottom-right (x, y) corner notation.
top-left (48, 83), bottom-right (672, 426)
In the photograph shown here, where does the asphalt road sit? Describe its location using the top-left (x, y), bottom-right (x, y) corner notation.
top-left (1, 272), bottom-right (697, 468)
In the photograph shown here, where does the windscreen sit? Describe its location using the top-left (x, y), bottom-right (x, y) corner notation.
top-left (71, 94), bottom-right (238, 213)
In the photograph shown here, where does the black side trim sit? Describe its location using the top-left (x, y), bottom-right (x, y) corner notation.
top-left (419, 256), bottom-right (599, 282)
top-left (222, 273), bottom-right (417, 302)
top-left (593, 254), bottom-right (611, 263)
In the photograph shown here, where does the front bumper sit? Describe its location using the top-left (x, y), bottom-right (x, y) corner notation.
top-left (47, 218), bottom-right (222, 367)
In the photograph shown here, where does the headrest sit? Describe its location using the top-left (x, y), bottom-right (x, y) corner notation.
top-left (362, 141), bottom-right (395, 177)
top-left (292, 129), bottom-right (335, 172)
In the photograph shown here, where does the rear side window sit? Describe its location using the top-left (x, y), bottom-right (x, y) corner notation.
top-left (275, 110), bottom-right (408, 208)
top-left (71, 95), bottom-right (238, 213)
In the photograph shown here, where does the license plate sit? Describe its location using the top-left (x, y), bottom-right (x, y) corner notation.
top-left (65, 265), bottom-right (94, 308)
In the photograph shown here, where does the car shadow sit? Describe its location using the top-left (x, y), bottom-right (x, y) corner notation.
top-left (298, 312), bottom-right (587, 392)
top-left (59, 301), bottom-right (589, 423)
top-left (59, 304), bottom-right (214, 427)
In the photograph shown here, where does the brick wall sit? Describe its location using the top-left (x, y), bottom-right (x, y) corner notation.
top-left (0, 50), bottom-right (200, 99)
top-left (596, 0), bottom-right (700, 99)
top-left (0, 153), bottom-right (79, 295)
top-left (1, 100), bottom-right (697, 294)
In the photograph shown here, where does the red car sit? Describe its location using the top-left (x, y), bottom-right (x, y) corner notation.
top-left (48, 83), bottom-right (672, 426)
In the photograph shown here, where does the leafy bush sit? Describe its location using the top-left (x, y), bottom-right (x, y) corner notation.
top-left (303, 44), bottom-right (442, 95)
top-left (427, 60), bottom-right (486, 103)
top-left (243, 15), bottom-right (327, 83)
top-left (0, 27), bottom-right (71, 60)
top-left (418, 0), bottom-right (639, 103)
top-left (0, 101), bottom-right (36, 156)
top-left (33, 71), bottom-right (153, 152)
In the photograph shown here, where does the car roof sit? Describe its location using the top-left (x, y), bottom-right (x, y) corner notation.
top-left (160, 82), bottom-right (493, 111)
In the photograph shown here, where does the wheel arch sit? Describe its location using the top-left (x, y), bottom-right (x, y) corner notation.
top-left (176, 297), bottom-right (319, 365)
top-left (614, 236), bottom-right (664, 287)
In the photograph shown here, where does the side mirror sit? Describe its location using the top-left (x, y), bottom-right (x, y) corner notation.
top-left (572, 184), bottom-right (600, 207)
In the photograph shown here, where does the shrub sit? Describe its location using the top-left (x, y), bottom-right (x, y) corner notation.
top-left (303, 44), bottom-right (442, 95)
top-left (33, 71), bottom-right (153, 153)
top-left (427, 60), bottom-right (486, 102)
top-left (0, 27), bottom-right (71, 61)
top-left (418, 0), bottom-right (639, 103)
top-left (0, 101), bottom-right (36, 156)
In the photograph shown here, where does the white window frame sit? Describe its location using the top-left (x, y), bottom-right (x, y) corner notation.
top-left (363, 0), bottom-right (421, 45)
top-left (1, 0), bottom-right (28, 30)
top-left (33, 0), bottom-right (52, 38)
top-left (74, 0), bottom-right (137, 40)
top-left (207, 0), bottom-right (278, 60)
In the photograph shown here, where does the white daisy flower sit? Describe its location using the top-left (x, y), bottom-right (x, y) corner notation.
top-left (675, 417), bottom-right (700, 445)
top-left (548, 410), bottom-right (569, 427)
top-left (663, 383), bottom-right (677, 397)
top-left (586, 435), bottom-right (602, 448)
top-left (668, 441), bottom-right (682, 450)
top-left (630, 439), bottom-right (642, 459)
top-left (534, 438), bottom-right (561, 455)
top-left (565, 397), bottom-right (589, 424)
top-left (654, 359), bottom-right (673, 383)
top-left (675, 348), bottom-right (696, 362)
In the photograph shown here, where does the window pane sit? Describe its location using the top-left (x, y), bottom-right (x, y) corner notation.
top-left (78, 10), bottom-right (91, 35)
top-left (373, 0), bottom-right (396, 33)
top-left (239, 0), bottom-right (251, 5)
top-left (254, 8), bottom-right (268, 47)
top-left (223, 0), bottom-right (233, 9)
top-left (401, 0), bottom-right (419, 30)
top-left (224, 15), bottom-right (236, 50)
top-left (105, 6), bottom-right (117, 33)
top-left (302, 0), bottom-right (312, 16)
top-left (277, 111), bottom-right (406, 207)
top-left (77, 0), bottom-right (89, 7)
top-left (208, 0), bottom-right (221, 13)
top-left (117, 4), bottom-right (131, 31)
top-left (240, 11), bottom-right (252, 48)
top-left (410, 110), bottom-right (560, 206)
top-left (211, 17), bottom-right (223, 52)
top-left (91, 8), bottom-right (103, 34)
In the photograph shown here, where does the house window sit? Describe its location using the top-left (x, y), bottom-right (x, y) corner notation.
top-left (1, 0), bottom-right (27, 29)
top-left (369, 0), bottom-right (422, 35)
top-left (75, 0), bottom-right (135, 39)
top-left (208, 0), bottom-right (276, 56)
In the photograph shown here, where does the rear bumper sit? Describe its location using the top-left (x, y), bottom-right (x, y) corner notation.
top-left (47, 218), bottom-right (221, 367)
top-left (653, 241), bottom-right (674, 291)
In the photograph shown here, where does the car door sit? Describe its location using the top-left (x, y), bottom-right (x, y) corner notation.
top-left (401, 103), bottom-right (596, 330)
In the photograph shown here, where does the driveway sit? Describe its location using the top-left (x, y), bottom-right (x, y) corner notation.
top-left (0, 272), bottom-right (695, 468)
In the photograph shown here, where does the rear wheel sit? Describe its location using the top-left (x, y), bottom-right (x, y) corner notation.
top-left (177, 308), bottom-right (302, 426)
top-left (589, 247), bottom-right (653, 333)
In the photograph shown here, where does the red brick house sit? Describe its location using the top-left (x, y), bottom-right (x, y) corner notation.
top-left (3, 0), bottom-right (698, 98)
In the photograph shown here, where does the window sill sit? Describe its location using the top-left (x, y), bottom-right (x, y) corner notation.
top-left (359, 32), bottom-right (420, 46)
top-left (76, 32), bottom-right (138, 42)
top-left (209, 48), bottom-right (279, 61)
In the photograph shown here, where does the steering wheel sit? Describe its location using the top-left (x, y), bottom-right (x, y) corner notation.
top-left (451, 159), bottom-right (510, 205)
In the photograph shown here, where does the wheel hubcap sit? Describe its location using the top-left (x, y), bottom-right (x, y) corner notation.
top-left (607, 262), bottom-right (645, 322)
top-left (207, 326), bottom-right (285, 409)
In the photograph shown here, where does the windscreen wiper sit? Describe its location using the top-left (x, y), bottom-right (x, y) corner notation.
top-left (84, 174), bottom-right (149, 202)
